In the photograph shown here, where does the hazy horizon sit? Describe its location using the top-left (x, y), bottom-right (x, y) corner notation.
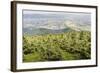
top-left (23, 10), bottom-right (91, 30)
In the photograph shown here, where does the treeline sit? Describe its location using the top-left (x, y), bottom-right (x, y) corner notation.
top-left (23, 31), bottom-right (91, 62)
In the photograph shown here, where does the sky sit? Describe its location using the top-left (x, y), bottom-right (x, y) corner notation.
top-left (22, 10), bottom-right (91, 29)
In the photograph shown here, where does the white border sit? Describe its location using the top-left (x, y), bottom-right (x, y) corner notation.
top-left (17, 3), bottom-right (96, 69)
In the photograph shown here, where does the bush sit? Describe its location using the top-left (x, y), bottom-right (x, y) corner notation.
top-left (23, 31), bottom-right (91, 62)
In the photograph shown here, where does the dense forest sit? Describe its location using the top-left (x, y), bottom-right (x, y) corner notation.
top-left (23, 31), bottom-right (91, 62)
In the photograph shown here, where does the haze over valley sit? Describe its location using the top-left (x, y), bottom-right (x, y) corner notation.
top-left (23, 10), bottom-right (91, 35)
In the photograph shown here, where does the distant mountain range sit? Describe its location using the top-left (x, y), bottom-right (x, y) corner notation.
top-left (23, 27), bottom-right (71, 35)
top-left (23, 20), bottom-right (91, 35)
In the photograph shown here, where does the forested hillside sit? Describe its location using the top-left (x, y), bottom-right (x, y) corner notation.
top-left (23, 31), bottom-right (91, 62)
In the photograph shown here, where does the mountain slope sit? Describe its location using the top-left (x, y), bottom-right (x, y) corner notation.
top-left (23, 20), bottom-right (91, 35)
top-left (23, 27), bottom-right (72, 35)
top-left (64, 20), bottom-right (90, 31)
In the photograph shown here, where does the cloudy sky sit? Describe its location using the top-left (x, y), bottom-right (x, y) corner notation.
top-left (22, 10), bottom-right (91, 29)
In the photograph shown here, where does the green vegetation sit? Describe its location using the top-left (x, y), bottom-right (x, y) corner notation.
top-left (23, 31), bottom-right (91, 62)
